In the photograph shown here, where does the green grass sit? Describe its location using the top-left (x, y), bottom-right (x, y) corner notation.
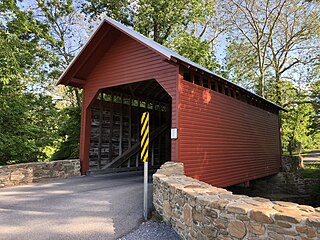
top-left (301, 162), bottom-right (320, 179)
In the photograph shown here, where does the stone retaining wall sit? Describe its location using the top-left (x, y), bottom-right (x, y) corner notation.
top-left (153, 162), bottom-right (320, 240)
top-left (238, 155), bottom-right (320, 206)
top-left (0, 159), bottom-right (81, 188)
top-left (251, 172), bottom-right (320, 196)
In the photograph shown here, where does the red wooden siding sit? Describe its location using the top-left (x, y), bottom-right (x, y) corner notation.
top-left (85, 33), bottom-right (178, 125)
top-left (80, 33), bottom-right (179, 173)
top-left (178, 79), bottom-right (281, 188)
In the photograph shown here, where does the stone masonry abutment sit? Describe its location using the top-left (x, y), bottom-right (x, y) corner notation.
top-left (153, 162), bottom-right (320, 240)
top-left (0, 159), bottom-right (80, 188)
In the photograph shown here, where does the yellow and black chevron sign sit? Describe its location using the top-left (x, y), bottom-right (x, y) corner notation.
top-left (141, 112), bottom-right (149, 162)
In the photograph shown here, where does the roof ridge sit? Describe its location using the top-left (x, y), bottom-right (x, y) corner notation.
top-left (103, 16), bottom-right (284, 111)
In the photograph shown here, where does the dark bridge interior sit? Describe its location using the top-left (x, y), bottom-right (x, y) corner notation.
top-left (89, 80), bottom-right (172, 174)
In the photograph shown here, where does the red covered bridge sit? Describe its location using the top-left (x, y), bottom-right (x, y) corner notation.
top-left (58, 17), bottom-right (284, 188)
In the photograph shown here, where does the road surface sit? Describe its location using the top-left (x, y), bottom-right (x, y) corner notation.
top-left (304, 150), bottom-right (320, 163)
top-left (0, 171), bottom-right (153, 240)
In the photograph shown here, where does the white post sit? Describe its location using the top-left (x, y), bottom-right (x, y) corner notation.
top-left (143, 161), bottom-right (148, 220)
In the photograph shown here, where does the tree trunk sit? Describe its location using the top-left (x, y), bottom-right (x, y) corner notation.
top-left (260, 70), bottom-right (265, 98)
top-left (297, 142), bottom-right (304, 169)
top-left (298, 155), bottom-right (304, 169)
top-left (275, 71), bottom-right (282, 105)
top-left (153, 21), bottom-right (159, 43)
top-left (74, 88), bottom-right (81, 108)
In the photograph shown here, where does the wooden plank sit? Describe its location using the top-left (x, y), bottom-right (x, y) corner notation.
top-left (119, 94), bottom-right (123, 156)
top-left (151, 101), bottom-right (155, 166)
top-left (88, 165), bottom-right (161, 175)
top-left (102, 124), bottom-right (169, 169)
top-left (109, 93), bottom-right (114, 162)
top-left (158, 102), bottom-right (162, 165)
top-left (215, 81), bottom-right (219, 92)
top-left (165, 103), bottom-right (171, 163)
top-left (128, 96), bottom-right (132, 147)
top-left (191, 72), bottom-right (195, 84)
top-left (97, 92), bottom-right (103, 169)
top-left (221, 84), bottom-right (225, 95)
top-left (71, 77), bottom-right (86, 86)
top-left (136, 154), bottom-right (139, 168)
top-left (136, 99), bottom-right (140, 167)
top-left (128, 96), bottom-right (132, 167)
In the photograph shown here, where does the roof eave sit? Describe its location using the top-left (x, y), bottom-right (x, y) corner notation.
top-left (172, 57), bottom-right (286, 112)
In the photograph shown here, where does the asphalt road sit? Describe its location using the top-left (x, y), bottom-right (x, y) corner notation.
top-left (304, 150), bottom-right (320, 163)
top-left (0, 171), bottom-right (153, 240)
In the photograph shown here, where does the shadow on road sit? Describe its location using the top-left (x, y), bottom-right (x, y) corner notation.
top-left (0, 171), bottom-right (155, 240)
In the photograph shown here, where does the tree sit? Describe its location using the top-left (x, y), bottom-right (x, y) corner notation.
top-left (164, 0), bottom-right (226, 71)
top-left (0, 0), bottom-right (59, 164)
top-left (280, 81), bottom-right (314, 155)
top-left (33, 0), bottom-right (92, 159)
top-left (225, 0), bottom-right (287, 97)
top-left (81, 0), bottom-right (133, 25)
top-left (37, 0), bottom-right (89, 107)
top-left (224, 0), bottom-right (320, 103)
top-left (224, 0), bottom-right (320, 154)
top-left (81, 0), bottom-right (224, 70)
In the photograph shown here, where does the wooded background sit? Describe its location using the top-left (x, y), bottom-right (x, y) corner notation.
top-left (0, 0), bottom-right (319, 165)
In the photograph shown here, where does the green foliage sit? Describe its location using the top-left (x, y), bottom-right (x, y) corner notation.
top-left (0, 1), bottom-right (50, 85)
top-left (310, 80), bottom-right (320, 134)
top-left (165, 33), bottom-right (219, 71)
top-left (82, 0), bottom-right (132, 25)
top-left (51, 106), bottom-right (81, 160)
top-left (0, 1), bottom-right (59, 164)
top-left (225, 39), bottom-right (260, 90)
top-left (0, 92), bottom-right (59, 164)
top-left (82, 0), bottom-right (221, 70)
top-left (281, 103), bottom-right (314, 153)
top-left (133, 0), bottom-right (197, 44)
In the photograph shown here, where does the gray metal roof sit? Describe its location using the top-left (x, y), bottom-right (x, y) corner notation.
top-left (104, 17), bottom-right (284, 110)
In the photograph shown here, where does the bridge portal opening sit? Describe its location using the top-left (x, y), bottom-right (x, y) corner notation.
top-left (89, 79), bottom-right (172, 174)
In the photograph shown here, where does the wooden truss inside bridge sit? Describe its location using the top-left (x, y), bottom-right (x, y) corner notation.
top-left (89, 80), bottom-right (172, 174)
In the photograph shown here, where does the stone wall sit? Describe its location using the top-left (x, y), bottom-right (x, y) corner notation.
top-left (153, 162), bottom-right (320, 240)
top-left (252, 172), bottom-right (320, 196)
top-left (282, 155), bottom-right (300, 172)
top-left (280, 155), bottom-right (320, 196)
top-left (0, 159), bottom-right (81, 188)
top-left (229, 155), bottom-right (320, 207)
top-left (243, 172), bottom-right (320, 206)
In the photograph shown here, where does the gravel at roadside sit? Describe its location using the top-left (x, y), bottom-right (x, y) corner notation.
top-left (118, 221), bottom-right (180, 240)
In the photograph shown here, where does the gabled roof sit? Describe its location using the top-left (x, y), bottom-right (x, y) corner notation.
top-left (58, 16), bottom-right (285, 111)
